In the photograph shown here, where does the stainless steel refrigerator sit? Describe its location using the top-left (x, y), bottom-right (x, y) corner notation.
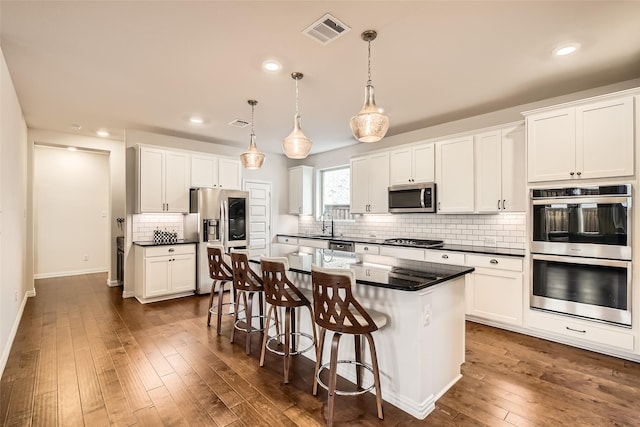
top-left (186, 187), bottom-right (249, 294)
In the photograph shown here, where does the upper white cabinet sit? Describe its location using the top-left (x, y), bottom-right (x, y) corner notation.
top-left (289, 166), bottom-right (313, 215)
top-left (389, 142), bottom-right (435, 185)
top-left (526, 95), bottom-right (634, 182)
top-left (191, 154), bottom-right (242, 189)
top-left (136, 146), bottom-right (190, 213)
top-left (475, 124), bottom-right (526, 213)
top-left (350, 152), bottom-right (389, 214)
top-left (436, 136), bottom-right (475, 213)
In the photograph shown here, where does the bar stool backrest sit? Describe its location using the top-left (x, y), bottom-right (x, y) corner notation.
top-left (207, 245), bottom-right (233, 281)
top-left (311, 264), bottom-right (378, 334)
top-left (230, 250), bottom-right (263, 291)
top-left (260, 256), bottom-right (310, 308)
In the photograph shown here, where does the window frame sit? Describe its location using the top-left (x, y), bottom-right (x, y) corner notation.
top-left (315, 164), bottom-right (353, 221)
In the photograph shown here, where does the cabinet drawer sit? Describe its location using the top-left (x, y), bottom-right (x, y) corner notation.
top-left (277, 236), bottom-right (298, 245)
top-left (528, 312), bottom-right (634, 351)
top-left (379, 246), bottom-right (425, 261)
top-left (424, 250), bottom-right (465, 265)
top-left (466, 254), bottom-right (523, 272)
top-left (298, 238), bottom-right (329, 249)
top-left (144, 244), bottom-right (195, 257)
top-left (355, 244), bottom-right (380, 255)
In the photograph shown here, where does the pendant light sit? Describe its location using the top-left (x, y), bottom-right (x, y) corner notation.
top-left (350, 30), bottom-right (389, 143)
top-left (240, 99), bottom-right (265, 170)
top-left (282, 72), bottom-right (312, 159)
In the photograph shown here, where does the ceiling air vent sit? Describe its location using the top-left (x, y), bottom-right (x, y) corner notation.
top-left (303, 13), bottom-right (350, 45)
top-left (228, 118), bottom-right (250, 128)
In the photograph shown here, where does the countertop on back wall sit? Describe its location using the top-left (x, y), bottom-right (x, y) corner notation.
top-left (276, 234), bottom-right (526, 258)
top-left (133, 239), bottom-right (198, 247)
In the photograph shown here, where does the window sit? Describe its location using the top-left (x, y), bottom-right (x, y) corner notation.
top-left (318, 166), bottom-right (350, 220)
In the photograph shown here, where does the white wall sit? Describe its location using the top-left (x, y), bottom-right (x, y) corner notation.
top-left (0, 47), bottom-right (29, 376)
top-left (33, 145), bottom-right (109, 277)
top-left (28, 129), bottom-right (126, 286)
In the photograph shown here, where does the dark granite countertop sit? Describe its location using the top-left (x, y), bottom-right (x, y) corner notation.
top-left (133, 240), bottom-right (198, 247)
top-left (251, 249), bottom-right (474, 292)
top-left (276, 234), bottom-right (525, 258)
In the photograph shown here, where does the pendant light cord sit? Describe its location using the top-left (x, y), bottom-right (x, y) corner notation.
top-left (367, 40), bottom-right (372, 85)
top-left (251, 102), bottom-right (255, 136)
top-left (295, 77), bottom-right (300, 116)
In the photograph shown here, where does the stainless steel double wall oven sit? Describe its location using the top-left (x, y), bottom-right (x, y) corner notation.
top-left (530, 185), bottom-right (632, 326)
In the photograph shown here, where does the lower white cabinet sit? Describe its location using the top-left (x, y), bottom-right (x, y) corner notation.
top-left (465, 254), bottom-right (523, 326)
top-left (135, 244), bottom-right (196, 303)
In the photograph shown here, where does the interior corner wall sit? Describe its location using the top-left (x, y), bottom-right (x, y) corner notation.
top-left (0, 47), bottom-right (29, 377)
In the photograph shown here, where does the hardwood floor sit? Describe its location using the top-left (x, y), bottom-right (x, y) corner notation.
top-left (2, 273), bottom-right (640, 426)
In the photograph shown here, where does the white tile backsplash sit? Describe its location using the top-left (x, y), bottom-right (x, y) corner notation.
top-left (300, 212), bottom-right (526, 249)
top-left (132, 214), bottom-right (184, 242)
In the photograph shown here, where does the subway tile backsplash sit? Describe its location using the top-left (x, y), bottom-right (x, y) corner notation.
top-left (299, 213), bottom-right (526, 249)
top-left (132, 214), bottom-right (184, 242)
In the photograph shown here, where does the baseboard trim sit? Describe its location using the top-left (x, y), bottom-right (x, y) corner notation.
top-left (34, 268), bottom-right (108, 279)
top-left (122, 290), bottom-right (135, 299)
top-left (0, 290), bottom-right (36, 378)
top-left (107, 279), bottom-right (121, 287)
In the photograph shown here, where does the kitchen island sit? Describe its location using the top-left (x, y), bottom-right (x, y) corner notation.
top-left (251, 248), bottom-right (474, 420)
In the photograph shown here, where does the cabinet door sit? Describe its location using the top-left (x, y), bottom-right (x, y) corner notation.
top-left (138, 147), bottom-right (164, 212)
top-left (164, 151), bottom-right (190, 213)
top-left (501, 124), bottom-right (526, 212)
top-left (289, 167), bottom-right (303, 214)
top-left (191, 154), bottom-right (219, 188)
top-left (527, 108), bottom-right (576, 182)
top-left (170, 254), bottom-right (196, 293)
top-left (350, 157), bottom-right (369, 214)
top-left (144, 256), bottom-right (172, 297)
top-left (368, 152), bottom-right (389, 213)
top-left (577, 96), bottom-right (634, 179)
top-left (412, 143), bottom-right (435, 183)
top-left (436, 136), bottom-right (474, 213)
top-left (474, 130), bottom-right (502, 214)
top-left (466, 268), bottom-right (523, 325)
top-left (389, 148), bottom-right (413, 185)
top-left (218, 158), bottom-right (242, 189)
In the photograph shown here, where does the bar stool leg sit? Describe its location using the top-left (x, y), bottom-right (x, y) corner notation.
top-left (313, 328), bottom-right (327, 396)
top-left (259, 304), bottom-right (274, 367)
top-left (216, 280), bottom-right (225, 335)
top-left (230, 290), bottom-right (244, 344)
top-left (364, 332), bottom-right (384, 420)
top-left (327, 332), bottom-right (342, 427)
top-left (207, 279), bottom-right (217, 326)
top-left (355, 335), bottom-right (363, 389)
top-left (245, 291), bottom-right (254, 355)
top-left (284, 307), bottom-right (292, 383)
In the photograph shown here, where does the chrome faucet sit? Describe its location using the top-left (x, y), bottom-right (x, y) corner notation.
top-left (322, 213), bottom-right (334, 237)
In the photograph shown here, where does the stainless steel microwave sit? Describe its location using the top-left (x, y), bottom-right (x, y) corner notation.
top-left (388, 183), bottom-right (436, 213)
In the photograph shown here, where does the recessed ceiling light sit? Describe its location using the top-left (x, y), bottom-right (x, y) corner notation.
top-left (553, 43), bottom-right (580, 57)
top-left (67, 146), bottom-right (77, 151)
top-left (189, 116), bottom-right (204, 124)
top-left (71, 123), bottom-right (82, 131)
top-left (96, 130), bottom-right (110, 137)
top-left (262, 59), bottom-right (282, 72)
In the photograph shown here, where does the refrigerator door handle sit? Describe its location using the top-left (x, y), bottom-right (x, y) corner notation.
top-left (221, 199), bottom-right (228, 250)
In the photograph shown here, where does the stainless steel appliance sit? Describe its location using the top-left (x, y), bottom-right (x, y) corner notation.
top-left (186, 187), bottom-right (249, 294)
top-left (388, 182), bottom-right (436, 213)
top-left (530, 184), bottom-right (632, 326)
top-left (382, 238), bottom-right (444, 248)
top-left (328, 240), bottom-right (354, 252)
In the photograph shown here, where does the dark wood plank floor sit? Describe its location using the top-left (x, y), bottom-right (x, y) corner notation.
top-left (2, 273), bottom-right (640, 426)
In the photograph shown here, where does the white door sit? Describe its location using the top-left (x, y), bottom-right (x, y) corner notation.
top-left (244, 180), bottom-right (271, 258)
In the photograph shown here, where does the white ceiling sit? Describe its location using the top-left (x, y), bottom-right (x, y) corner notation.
top-left (2, 1), bottom-right (640, 156)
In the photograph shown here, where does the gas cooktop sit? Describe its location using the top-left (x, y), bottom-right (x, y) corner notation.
top-left (382, 238), bottom-right (444, 248)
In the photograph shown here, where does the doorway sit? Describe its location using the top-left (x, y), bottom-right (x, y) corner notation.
top-left (244, 180), bottom-right (272, 258)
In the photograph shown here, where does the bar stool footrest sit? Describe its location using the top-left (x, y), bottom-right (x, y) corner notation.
top-left (209, 301), bottom-right (242, 316)
top-left (266, 332), bottom-right (315, 356)
top-left (234, 314), bottom-right (269, 333)
top-left (316, 360), bottom-right (376, 396)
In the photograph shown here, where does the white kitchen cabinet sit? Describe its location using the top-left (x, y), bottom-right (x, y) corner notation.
top-left (465, 254), bottom-right (523, 326)
top-left (424, 249), bottom-right (465, 265)
top-left (350, 152), bottom-right (390, 214)
top-left (526, 95), bottom-right (634, 182)
top-left (135, 244), bottom-right (196, 303)
top-left (218, 157), bottom-right (242, 189)
top-left (475, 124), bottom-right (526, 213)
top-left (137, 146), bottom-right (190, 213)
top-left (389, 142), bottom-right (435, 185)
top-left (355, 243), bottom-right (380, 255)
top-left (288, 166), bottom-right (313, 215)
top-left (435, 136), bottom-right (475, 213)
top-left (379, 245), bottom-right (424, 261)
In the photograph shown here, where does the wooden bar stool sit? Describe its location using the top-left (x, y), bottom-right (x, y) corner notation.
top-left (311, 265), bottom-right (386, 426)
top-left (206, 245), bottom-right (235, 335)
top-left (230, 250), bottom-right (266, 355)
top-left (259, 256), bottom-right (317, 384)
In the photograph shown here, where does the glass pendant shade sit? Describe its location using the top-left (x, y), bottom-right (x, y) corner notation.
top-left (240, 99), bottom-right (265, 169)
top-left (240, 133), bottom-right (265, 170)
top-left (282, 72), bottom-right (312, 159)
top-left (350, 83), bottom-right (389, 143)
top-left (282, 114), bottom-right (312, 159)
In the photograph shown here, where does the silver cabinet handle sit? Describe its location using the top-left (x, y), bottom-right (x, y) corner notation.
top-left (490, 259), bottom-right (498, 264)
top-left (577, 171), bottom-right (582, 176)
top-left (168, 248), bottom-right (175, 252)
top-left (438, 202), bottom-right (441, 211)
top-left (442, 254), bottom-right (448, 259)
top-left (498, 200), bottom-right (501, 210)
top-left (570, 171), bottom-right (575, 176)
top-left (566, 326), bottom-right (586, 333)
top-left (364, 246), bottom-right (369, 251)
top-left (502, 199), bottom-right (506, 210)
